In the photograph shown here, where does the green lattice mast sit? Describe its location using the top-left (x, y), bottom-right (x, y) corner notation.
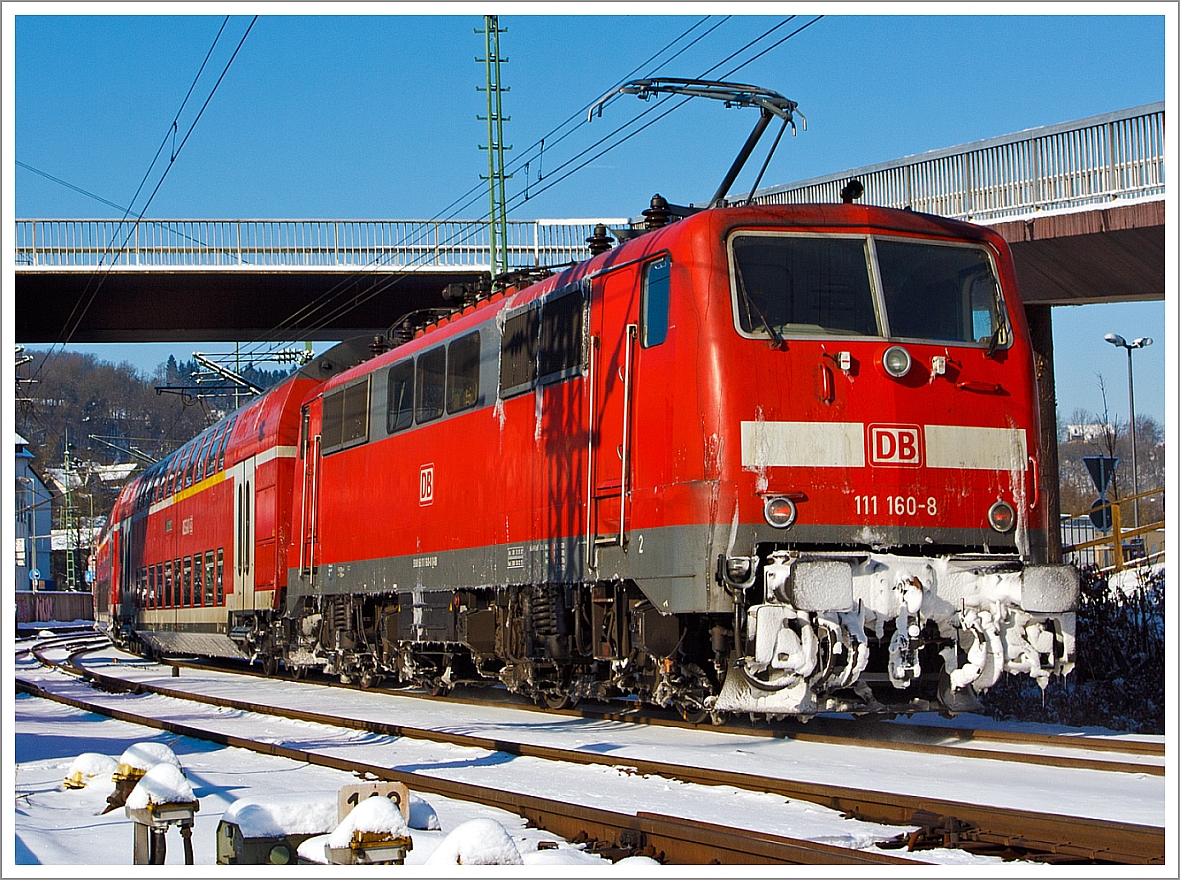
top-left (477, 15), bottom-right (511, 281)
top-left (61, 430), bottom-right (79, 591)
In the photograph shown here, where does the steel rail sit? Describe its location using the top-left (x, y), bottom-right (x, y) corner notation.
top-left (153, 651), bottom-right (1166, 766)
top-left (13, 673), bottom-right (919, 866)
top-left (53, 646), bottom-right (1165, 864)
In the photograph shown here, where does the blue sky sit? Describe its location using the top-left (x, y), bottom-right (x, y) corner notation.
top-left (7, 7), bottom-right (1173, 427)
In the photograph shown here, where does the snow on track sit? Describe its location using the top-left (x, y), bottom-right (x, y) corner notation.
top-left (51, 645), bottom-right (1166, 829)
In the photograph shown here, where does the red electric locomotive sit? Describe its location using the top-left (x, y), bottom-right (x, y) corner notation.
top-left (96, 80), bottom-right (1078, 718)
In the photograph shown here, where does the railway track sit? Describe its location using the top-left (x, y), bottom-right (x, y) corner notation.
top-left (155, 649), bottom-right (1164, 775)
top-left (20, 638), bottom-right (1165, 865)
top-left (16, 646), bottom-right (918, 866)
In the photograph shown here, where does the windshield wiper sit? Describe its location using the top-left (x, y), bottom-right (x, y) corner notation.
top-left (984, 321), bottom-right (1007, 360)
top-left (734, 263), bottom-right (784, 348)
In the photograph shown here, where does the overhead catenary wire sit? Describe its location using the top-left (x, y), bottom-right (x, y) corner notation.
top-left (233, 15), bottom-right (730, 358)
top-left (253, 16), bottom-right (823, 349)
top-left (239, 16), bottom-right (813, 354)
top-left (33, 16), bottom-right (256, 384)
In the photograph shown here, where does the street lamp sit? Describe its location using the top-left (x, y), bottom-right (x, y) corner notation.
top-left (1103, 333), bottom-right (1153, 528)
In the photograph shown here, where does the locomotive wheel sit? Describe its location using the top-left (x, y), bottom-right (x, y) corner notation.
top-left (540, 692), bottom-right (572, 710)
top-left (678, 706), bottom-right (710, 725)
top-left (262, 655), bottom-right (279, 677)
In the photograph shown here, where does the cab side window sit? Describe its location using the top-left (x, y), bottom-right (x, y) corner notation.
top-left (416, 347), bottom-right (446, 423)
top-left (642, 257), bottom-right (671, 348)
top-left (387, 360), bottom-right (415, 432)
top-left (446, 332), bottom-right (481, 414)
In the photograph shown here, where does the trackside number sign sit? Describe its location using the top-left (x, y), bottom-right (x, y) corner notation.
top-left (869, 424), bottom-right (922, 467)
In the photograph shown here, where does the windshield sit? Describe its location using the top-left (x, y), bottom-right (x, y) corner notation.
top-left (730, 232), bottom-right (1009, 347)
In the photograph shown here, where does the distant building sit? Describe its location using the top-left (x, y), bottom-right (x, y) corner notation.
top-left (1064, 423), bottom-right (1113, 443)
top-left (15, 432), bottom-right (54, 590)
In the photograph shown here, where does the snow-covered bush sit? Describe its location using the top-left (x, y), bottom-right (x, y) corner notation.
top-left (981, 565), bottom-right (1164, 733)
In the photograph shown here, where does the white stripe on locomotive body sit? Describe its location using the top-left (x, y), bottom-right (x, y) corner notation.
top-left (741, 421), bottom-right (866, 468)
top-left (924, 425), bottom-right (1027, 471)
top-left (740, 421), bottom-right (1027, 471)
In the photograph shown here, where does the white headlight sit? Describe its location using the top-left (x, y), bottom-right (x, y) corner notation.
top-left (882, 345), bottom-right (912, 378)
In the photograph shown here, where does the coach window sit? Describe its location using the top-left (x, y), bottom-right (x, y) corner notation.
top-left (165, 455), bottom-right (179, 497)
top-left (164, 560), bottom-right (173, 608)
top-left (179, 442), bottom-right (196, 490)
top-left (539, 287), bottom-right (585, 382)
top-left (156, 563), bottom-right (163, 607)
top-left (181, 557), bottom-right (190, 606)
top-left (416, 347), bottom-right (446, 423)
top-left (447, 332), bottom-right (481, 413)
top-left (216, 417), bottom-right (234, 472)
top-left (193, 554), bottom-right (203, 606)
top-left (204, 551), bottom-right (215, 605)
top-left (148, 565), bottom-right (156, 608)
top-left (201, 424), bottom-right (222, 478)
top-left (192, 433), bottom-right (212, 485)
top-left (641, 257), bottom-right (671, 348)
top-left (499, 306), bottom-right (539, 397)
top-left (216, 548), bottom-right (224, 605)
top-left (387, 360), bottom-right (414, 433)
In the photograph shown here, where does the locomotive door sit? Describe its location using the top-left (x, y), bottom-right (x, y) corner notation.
top-left (588, 267), bottom-right (640, 561)
top-left (299, 402), bottom-right (322, 587)
top-left (234, 457), bottom-right (257, 609)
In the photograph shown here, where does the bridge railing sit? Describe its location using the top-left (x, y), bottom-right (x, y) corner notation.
top-left (14, 218), bottom-right (627, 270)
top-left (745, 103), bottom-right (1164, 223)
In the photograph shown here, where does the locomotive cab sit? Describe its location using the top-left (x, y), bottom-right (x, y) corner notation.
top-left (698, 205), bottom-right (1078, 715)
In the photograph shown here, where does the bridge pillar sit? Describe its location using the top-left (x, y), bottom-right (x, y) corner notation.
top-left (1025, 304), bottom-right (1062, 564)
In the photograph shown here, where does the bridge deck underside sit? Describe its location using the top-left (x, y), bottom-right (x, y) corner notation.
top-left (997, 201), bottom-right (1164, 307)
top-left (15, 268), bottom-right (485, 344)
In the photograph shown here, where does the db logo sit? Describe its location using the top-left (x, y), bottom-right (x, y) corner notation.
top-left (419, 463), bottom-right (435, 506)
top-left (869, 424), bottom-right (922, 467)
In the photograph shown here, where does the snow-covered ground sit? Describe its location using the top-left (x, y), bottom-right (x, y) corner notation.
top-left (12, 695), bottom-right (634, 867)
top-left (39, 643), bottom-right (1167, 825)
top-left (9, 638), bottom-right (1169, 869)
